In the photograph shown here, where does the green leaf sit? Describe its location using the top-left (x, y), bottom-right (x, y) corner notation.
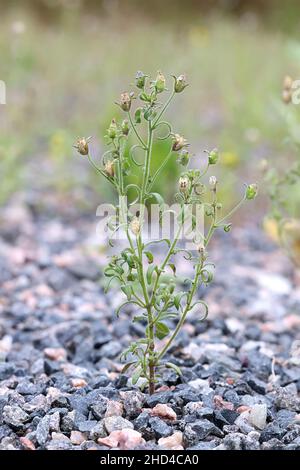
top-left (144, 239), bottom-right (171, 251)
top-left (166, 362), bottom-right (182, 376)
top-left (139, 92), bottom-right (151, 102)
top-left (144, 107), bottom-right (156, 121)
top-left (155, 321), bottom-right (170, 340)
top-left (121, 285), bottom-right (132, 300)
top-left (116, 300), bottom-right (140, 317)
top-left (104, 268), bottom-right (116, 277)
top-left (148, 192), bottom-right (165, 211)
top-left (145, 251), bottom-right (154, 264)
top-left (133, 315), bottom-right (146, 323)
top-left (134, 108), bottom-right (142, 124)
top-left (132, 368), bottom-right (142, 385)
top-left (168, 263), bottom-right (176, 276)
top-left (174, 292), bottom-right (183, 310)
top-left (121, 362), bottom-right (136, 374)
top-left (146, 265), bottom-right (156, 285)
top-left (159, 311), bottom-right (178, 321)
top-left (104, 276), bottom-right (118, 293)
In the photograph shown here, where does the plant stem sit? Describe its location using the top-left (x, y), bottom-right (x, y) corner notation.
top-left (152, 91), bottom-right (175, 129)
top-left (157, 263), bottom-right (202, 361)
top-left (216, 195), bottom-right (246, 226)
top-left (87, 153), bottom-right (119, 190)
top-left (149, 210), bottom-right (184, 305)
top-left (147, 148), bottom-right (173, 192)
top-left (136, 119), bottom-right (156, 394)
top-left (128, 112), bottom-right (147, 149)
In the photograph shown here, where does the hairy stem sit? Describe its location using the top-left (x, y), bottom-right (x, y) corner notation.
top-left (135, 120), bottom-right (156, 394)
top-left (157, 263), bottom-right (202, 361)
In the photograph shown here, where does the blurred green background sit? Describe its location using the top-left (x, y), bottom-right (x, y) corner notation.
top-left (1, 0), bottom-right (300, 218)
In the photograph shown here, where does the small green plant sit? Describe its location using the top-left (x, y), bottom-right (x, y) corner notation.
top-left (75, 71), bottom-right (257, 394)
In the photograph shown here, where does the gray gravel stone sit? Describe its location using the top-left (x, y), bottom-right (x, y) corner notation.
top-left (103, 416), bottom-right (134, 433)
top-left (184, 419), bottom-right (223, 446)
top-left (275, 385), bottom-right (300, 412)
top-left (121, 391), bottom-right (145, 418)
top-left (36, 415), bottom-right (50, 446)
top-left (149, 417), bottom-right (172, 438)
top-left (90, 396), bottom-right (108, 420)
top-left (0, 363), bottom-right (15, 381)
top-left (3, 405), bottom-right (30, 430)
top-left (260, 423), bottom-right (284, 442)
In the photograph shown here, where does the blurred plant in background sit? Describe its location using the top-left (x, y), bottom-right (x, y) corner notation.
top-left (263, 74), bottom-right (300, 266)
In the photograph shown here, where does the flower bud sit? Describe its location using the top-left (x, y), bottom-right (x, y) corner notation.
top-left (172, 134), bottom-right (188, 152)
top-left (73, 136), bottom-right (91, 156)
top-left (154, 71), bottom-right (166, 93)
top-left (173, 74), bottom-right (188, 93)
top-left (107, 118), bottom-right (118, 139)
top-left (130, 217), bottom-right (140, 236)
top-left (120, 92), bottom-right (132, 112)
top-left (121, 119), bottom-right (129, 136)
top-left (179, 176), bottom-right (190, 193)
top-left (246, 183), bottom-right (258, 200)
top-left (209, 176), bottom-right (217, 191)
top-left (104, 160), bottom-right (115, 178)
top-left (135, 71), bottom-right (147, 89)
top-left (177, 149), bottom-right (190, 166)
top-left (208, 148), bottom-right (219, 165)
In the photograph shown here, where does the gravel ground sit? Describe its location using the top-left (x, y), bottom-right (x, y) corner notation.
top-left (1, 196), bottom-right (300, 451)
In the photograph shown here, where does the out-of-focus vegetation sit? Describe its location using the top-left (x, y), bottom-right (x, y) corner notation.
top-left (0, 0), bottom-right (300, 215)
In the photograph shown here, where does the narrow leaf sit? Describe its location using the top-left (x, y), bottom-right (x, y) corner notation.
top-left (155, 321), bottom-right (170, 340)
top-left (146, 265), bottom-right (156, 285)
top-left (166, 362), bottom-right (182, 376)
top-left (132, 368), bottom-right (142, 385)
top-left (145, 251), bottom-right (154, 264)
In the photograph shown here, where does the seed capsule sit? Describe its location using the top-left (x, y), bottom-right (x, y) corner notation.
top-left (179, 176), bottom-right (190, 193)
top-left (107, 118), bottom-right (118, 139)
top-left (120, 92), bottom-right (132, 111)
top-left (197, 244), bottom-right (206, 260)
top-left (209, 176), bottom-right (218, 191)
top-left (208, 148), bottom-right (219, 165)
top-left (172, 134), bottom-right (188, 152)
top-left (121, 119), bottom-right (129, 136)
top-left (177, 149), bottom-right (190, 166)
top-left (130, 217), bottom-right (141, 236)
top-left (104, 160), bottom-right (115, 178)
top-left (246, 183), bottom-right (258, 200)
top-left (173, 74), bottom-right (188, 93)
top-left (73, 137), bottom-right (91, 156)
top-left (154, 71), bottom-right (166, 93)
